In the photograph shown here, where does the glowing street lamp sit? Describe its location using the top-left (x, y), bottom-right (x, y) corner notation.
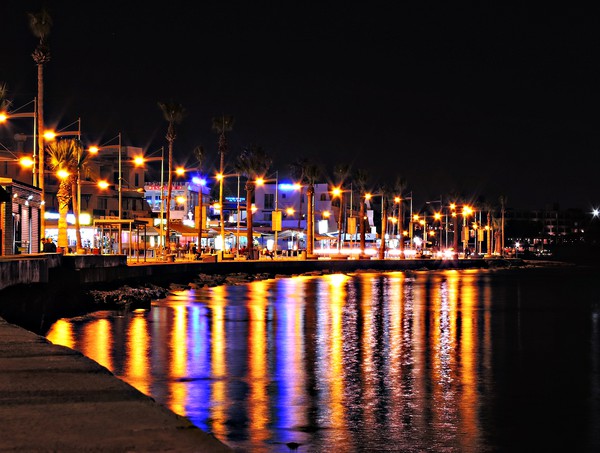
top-left (334, 186), bottom-right (353, 253)
top-left (256, 171), bottom-right (281, 252)
top-left (134, 147), bottom-right (165, 247)
top-left (0, 99), bottom-right (37, 184)
top-left (365, 192), bottom-right (388, 259)
top-left (462, 205), bottom-right (473, 257)
top-left (44, 118), bottom-right (86, 251)
top-left (89, 133), bottom-right (123, 253)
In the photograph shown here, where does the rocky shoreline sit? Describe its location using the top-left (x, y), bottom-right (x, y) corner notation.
top-left (85, 259), bottom-right (568, 309)
top-left (0, 259), bottom-right (569, 335)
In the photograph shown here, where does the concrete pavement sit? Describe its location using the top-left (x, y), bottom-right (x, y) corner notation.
top-left (0, 317), bottom-right (233, 452)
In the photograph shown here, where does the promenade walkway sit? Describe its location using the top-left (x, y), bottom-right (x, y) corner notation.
top-left (0, 316), bottom-right (233, 452)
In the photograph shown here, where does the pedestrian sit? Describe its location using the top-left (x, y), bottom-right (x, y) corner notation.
top-left (43, 238), bottom-right (57, 253)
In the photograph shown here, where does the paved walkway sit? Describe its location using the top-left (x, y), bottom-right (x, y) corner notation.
top-left (0, 317), bottom-right (233, 452)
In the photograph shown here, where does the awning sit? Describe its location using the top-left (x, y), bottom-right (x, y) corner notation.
top-left (224, 228), bottom-right (262, 238)
top-left (168, 223), bottom-right (218, 238)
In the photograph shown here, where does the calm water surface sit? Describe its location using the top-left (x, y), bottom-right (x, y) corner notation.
top-left (46, 267), bottom-right (600, 452)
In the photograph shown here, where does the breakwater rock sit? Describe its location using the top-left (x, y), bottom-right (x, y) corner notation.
top-left (85, 284), bottom-right (170, 310)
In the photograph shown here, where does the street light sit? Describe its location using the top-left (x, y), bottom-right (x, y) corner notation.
top-left (333, 186), bottom-right (352, 253)
top-left (365, 192), bottom-right (388, 259)
top-left (0, 99), bottom-right (37, 184)
top-left (134, 147), bottom-right (165, 248)
top-left (89, 133), bottom-right (122, 252)
top-left (462, 205), bottom-right (473, 257)
top-left (256, 171), bottom-right (280, 252)
top-left (44, 118), bottom-right (84, 251)
top-left (0, 99), bottom-right (39, 249)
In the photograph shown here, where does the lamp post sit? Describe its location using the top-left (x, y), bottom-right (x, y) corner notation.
top-left (236, 174), bottom-right (240, 253)
top-left (332, 186), bottom-right (348, 253)
top-left (256, 172), bottom-right (281, 253)
top-left (44, 118), bottom-right (83, 251)
top-left (0, 99), bottom-right (37, 184)
top-left (0, 100), bottom-right (39, 249)
top-left (365, 192), bottom-right (387, 259)
top-left (89, 133), bottom-right (122, 253)
top-left (216, 172), bottom-right (225, 252)
top-left (134, 147), bottom-right (165, 248)
top-left (462, 205), bottom-right (473, 257)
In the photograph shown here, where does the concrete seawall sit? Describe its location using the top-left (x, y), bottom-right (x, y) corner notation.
top-left (57, 255), bottom-right (518, 288)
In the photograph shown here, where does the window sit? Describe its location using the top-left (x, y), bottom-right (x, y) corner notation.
top-left (264, 212), bottom-right (272, 221)
top-left (264, 193), bottom-right (275, 210)
top-left (320, 194), bottom-right (327, 201)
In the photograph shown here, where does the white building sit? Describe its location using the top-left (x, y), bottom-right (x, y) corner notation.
top-left (253, 181), bottom-right (337, 233)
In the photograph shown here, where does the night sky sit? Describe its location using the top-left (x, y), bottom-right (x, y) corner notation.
top-left (1, 1), bottom-right (598, 211)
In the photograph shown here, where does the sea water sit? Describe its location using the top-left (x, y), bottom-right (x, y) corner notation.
top-left (46, 266), bottom-right (600, 452)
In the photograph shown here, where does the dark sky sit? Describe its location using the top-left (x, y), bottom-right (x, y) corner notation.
top-left (1, 1), bottom-right (599, 211)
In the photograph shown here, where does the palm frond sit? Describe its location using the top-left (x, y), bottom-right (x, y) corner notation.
top-left (28, 9), bottom-right (52, 40)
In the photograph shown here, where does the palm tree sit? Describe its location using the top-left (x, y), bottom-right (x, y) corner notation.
top-left (0, 82), bottom-right (12, 111)
top-left (289, 158), bottom-right (308, 229)
top-left (353, 168), bottom-right (369, 257)
top-left (158, 101), bottom-right (185, 252)
top-left (445, 190), bottom-right (462, 259)
top-left (333, 164), bottom-right (350, 253)
top-left (193, 145), bottom-right (206, 248)
top-left (290, 159), bottom-right (320, 257)
top-left (212, 115), bottom-right (234, 250)
top-left (479, 201), bottom-right (494, 256)
top-left (499, 195), bottom-right (507, 256)
top-left (378, 184), bottom-right (391, 260)
top-left (71, 142), bottom-right (90, 252)
top-left (235, 145), bottom-right (272, 259)
top-left (304, 163), bottom-right (320, 258)
top-left (28, 8), bottom-right (52, 242)
top-left (393, 176), bottom-right (408, 258)
top-left (46, 138), bottom-right (79, 251)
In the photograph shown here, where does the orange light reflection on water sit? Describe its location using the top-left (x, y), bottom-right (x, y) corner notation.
top-left (42, 269), bottom-right (504, 451)
top-left (125, 313), bottom-right (150, 395)
top-left (169, 305), bottom-right (188, 415)
top-left (247, 279), bottom-right (270, 446)
top-left (82, 319), bottom-right (113, 371)
top-left (274, 277), bottom-right (308, 442)
top-left (457, 271), bottom-right (482, 451)
top-left (46, 319), bottom-right (74, 350)
top-left (208, 285), bottom-right (227, 440)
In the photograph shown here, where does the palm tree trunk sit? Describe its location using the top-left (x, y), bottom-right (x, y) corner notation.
top-left (298, 186), bottom-right (304, 229)
top-left (197, 193), bottom-right (203, 250)
top-left (57, 180), bottom-right (70, 251)
top-left (307, 185), bottom-right (314, 256)
top-left (71, 177), bottom-right (82, 251)
top-left (166, 141), bottom-right (173, 253)
top-left (379, 200), bottom-right (387, 259)
top-left (399, 200), bottom-right (404, 258)
top-left (487, 211), bottom-right (492, 256)
top-left (337, 194), bottom-right (344, 253)
top-left (219, 146), bottom-right (225, 251)
top-left (453, 215), bottom-right (459, 259)
top-left (37, 64), bottom-right (45, 249)
top-left (359, 196), bottom-right (366, 257)
top-left (246, 185), bottom-right (254, 258)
